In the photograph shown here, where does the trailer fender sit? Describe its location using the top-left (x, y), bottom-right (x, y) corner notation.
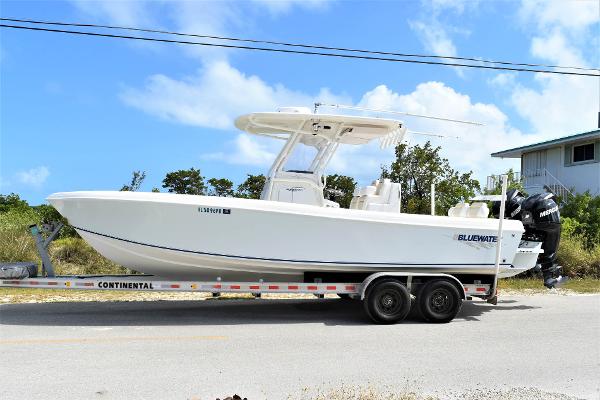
top-left (360, 272), bottom-right (467, 301)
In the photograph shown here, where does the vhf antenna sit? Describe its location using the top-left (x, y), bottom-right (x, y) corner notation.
top-left (314, 103), bottom-right (484, 126)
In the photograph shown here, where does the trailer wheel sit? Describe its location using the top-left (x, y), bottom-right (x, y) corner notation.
top-left (363, 280), bottom-right (411, 324)
top-left (417, 280), bottom-right (462, 323)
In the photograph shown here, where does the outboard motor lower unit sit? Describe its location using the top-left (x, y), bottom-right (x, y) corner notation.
top-left (494, 190), bottom-right (563, 288)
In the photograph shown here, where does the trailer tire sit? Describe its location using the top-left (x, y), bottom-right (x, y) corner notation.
top-left (417, 280), bottom-right (462, 323)
top-left (363, 279), bottom-right (411, 324)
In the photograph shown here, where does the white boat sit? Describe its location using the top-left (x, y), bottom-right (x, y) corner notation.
top-left (47, 108), bottom-right (546, 283)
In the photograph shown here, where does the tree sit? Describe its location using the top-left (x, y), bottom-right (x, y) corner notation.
top-left (120, 170), bottom-right (146, 191)
top-left (236, 174), bottom-right (266, 199)
top-left (162, 168), bottom-right (206, 195)
top-left (0, 193), bottom-right (29, 212)
top-left (382, 141), bottom-right (480, 215)
top-left (207, 178), bottom-right (234, 197)
top-left (324, 174), bottom-right (356, 208)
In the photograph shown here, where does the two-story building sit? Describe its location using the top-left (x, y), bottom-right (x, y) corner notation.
top-left (490, 129), bottom-right (600, 196)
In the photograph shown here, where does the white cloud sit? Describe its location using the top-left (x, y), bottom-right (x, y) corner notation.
top-left (530, 30), bottom-right (586, 66)
top-left (519, 0), bottom-right (599, 32)
top-left (488, 72), bottom-right (517, 88)
top-left (507, 0), bottom-right (599, 135)
top-left (355, 83), bottom-right (528, 182)
top-left (409, 21), bottom-right (458, 58)
top-left (121, 61), bottom-right (348, 130)
top-left (202, 134), bottom-right (280, 167)
top-left (409, 0), bottom-right (478, 76)
top-left (16, 166), bottom-right (50, 188)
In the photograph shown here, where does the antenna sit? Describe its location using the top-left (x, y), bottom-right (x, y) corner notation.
top-left (408, 130), bottom-right (461, 140)
top-left (314, 103), bottom-right (484, 126)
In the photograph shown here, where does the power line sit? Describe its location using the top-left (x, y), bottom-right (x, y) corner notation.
top-left (1, 23), bottom-right (599, 77)
top-left (2, 16), bottom-right (598, 73)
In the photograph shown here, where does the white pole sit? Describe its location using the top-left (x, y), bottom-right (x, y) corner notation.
top-left (431, 183), bottom-right (435, 216)
top-left (492, 175), bottom-right (508, 298)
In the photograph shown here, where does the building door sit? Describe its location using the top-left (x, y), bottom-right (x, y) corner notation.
top-left (523, 150), bottom-right (547, 175)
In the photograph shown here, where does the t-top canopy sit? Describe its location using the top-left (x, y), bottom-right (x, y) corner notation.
top-left (234, 109), bottom-right (406, 147)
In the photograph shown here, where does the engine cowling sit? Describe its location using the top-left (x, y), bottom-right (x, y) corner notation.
top-left (493, 190), bottom-right (562, 288)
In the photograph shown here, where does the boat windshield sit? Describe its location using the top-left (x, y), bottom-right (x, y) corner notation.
top-left (283, 142), bottom-right (318, 173)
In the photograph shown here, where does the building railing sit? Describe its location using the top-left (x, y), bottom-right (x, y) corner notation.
top-left (486, 169), bottom-right (573, 200)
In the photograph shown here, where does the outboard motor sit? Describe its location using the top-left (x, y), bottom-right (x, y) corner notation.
top-left (493, 190), bottom-right (564, 288)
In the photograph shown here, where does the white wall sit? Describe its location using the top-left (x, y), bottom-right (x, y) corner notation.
top-left (522, 144), bottom-right (600, 195)
top-left (559, 155), bottom-right (600, 195)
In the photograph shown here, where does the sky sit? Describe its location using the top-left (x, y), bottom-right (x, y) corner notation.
top-left (1, 0), bottom-right (599, 205)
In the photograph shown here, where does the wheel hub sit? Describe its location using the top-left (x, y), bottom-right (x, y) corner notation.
top-left (430, 289), bottom-right (452, 313)
top-left (382, 295), bottom-right (395, 308)
top-left (377, 290), bottom-right (401, 314)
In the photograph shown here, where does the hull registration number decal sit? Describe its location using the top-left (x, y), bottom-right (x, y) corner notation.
top-left (198, 207), bottom-right (231, 215)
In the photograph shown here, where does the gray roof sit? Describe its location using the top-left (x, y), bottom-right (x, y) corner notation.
top-left (491, 129), bottom-right (600, 158)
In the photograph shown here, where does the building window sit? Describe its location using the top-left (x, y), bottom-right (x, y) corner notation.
top-left (572, 143), bottom-right (595, 163)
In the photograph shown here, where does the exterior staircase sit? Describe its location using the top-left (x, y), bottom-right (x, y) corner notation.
top-left (522, 169), bottom-right (573, 200)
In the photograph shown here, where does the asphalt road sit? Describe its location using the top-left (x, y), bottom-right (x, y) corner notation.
top-left (1, 294), bottom-right (599, 400)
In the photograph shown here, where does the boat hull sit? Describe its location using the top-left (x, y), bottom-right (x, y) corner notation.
top-left (48, 191), bottom-right (527, 281)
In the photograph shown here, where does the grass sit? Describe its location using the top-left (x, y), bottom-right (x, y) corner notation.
top-left (556, 234), bottom-right (600, 278)
top-left (498, 277), bottom-right (600, 293)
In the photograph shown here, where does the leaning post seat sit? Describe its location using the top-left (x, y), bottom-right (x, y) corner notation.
top-left (448, 202), bottom-right (489, 218)
top-left (350, 178), bottom-right (401, 213)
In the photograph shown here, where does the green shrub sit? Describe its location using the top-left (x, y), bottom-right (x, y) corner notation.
top-left (557, 233), bottom-right (600, 278)
top-left (560, 192), bottom-right (600, 249)
top-left (50, 237), bottom-right (128, 275)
